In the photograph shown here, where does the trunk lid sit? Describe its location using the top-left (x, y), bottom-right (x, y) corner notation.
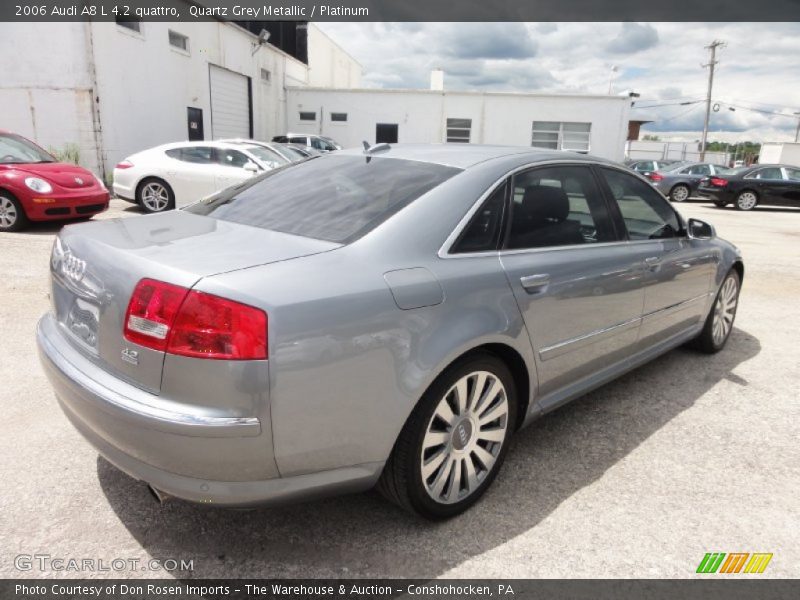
top-left (50, 211), bottom-right (339, 392)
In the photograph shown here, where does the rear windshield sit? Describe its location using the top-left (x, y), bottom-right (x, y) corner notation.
top-left (184, 155), bottom-right (462, 243)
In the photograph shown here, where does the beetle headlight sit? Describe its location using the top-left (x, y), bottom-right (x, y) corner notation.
top-left (25, 177), bottom-right (53, 194)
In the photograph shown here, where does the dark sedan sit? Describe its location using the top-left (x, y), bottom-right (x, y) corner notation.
top-left (698, 164), bottom-right (800, 210)
top-left (626, 159), bottom-right (681, 180)
top-left (651, 162), bottom-right (733, 203)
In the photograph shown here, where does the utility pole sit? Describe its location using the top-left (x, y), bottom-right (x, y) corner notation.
top-left (794, 112), bottom-right (800, 143)
top-left (700, 40), bottom-right (725, 161)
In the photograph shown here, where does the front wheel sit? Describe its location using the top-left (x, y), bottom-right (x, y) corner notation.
top-left (735, 190), bottom-right (758, 211)
top-left (378, 353), bottom-right (517, 519)
top-left (690, 269), bottom-right (741, 353)
top-left (0, 192), bottom-right (28, 232)
top-left (670, 184), bottom-right (690, 202)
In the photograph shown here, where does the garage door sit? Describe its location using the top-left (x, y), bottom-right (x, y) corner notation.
top-left (209, 65), bottom-right (251, 139)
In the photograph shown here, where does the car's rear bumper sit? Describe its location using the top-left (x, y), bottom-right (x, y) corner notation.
top-left (24, 190), bottom-right (109, 221)
top-left (36, 313), bottom-right (382, 507)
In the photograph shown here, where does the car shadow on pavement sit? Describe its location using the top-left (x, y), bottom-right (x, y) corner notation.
top-left (97, 327), bottom-right (760, 578)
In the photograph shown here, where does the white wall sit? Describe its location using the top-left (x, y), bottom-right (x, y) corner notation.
top-left (759, 142), bottom-right (800, 166)
top-left (0, 23), bottom-right (102, 174)
top-left (285, 88), bottom-right (631, 161)
top-left (306, 25), bottom-right (363, 89)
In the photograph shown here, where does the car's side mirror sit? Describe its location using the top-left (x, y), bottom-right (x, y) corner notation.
top-left (687, 218), bottom-right (715, 240)
top-left (243, 161), bottom-right (259, 173)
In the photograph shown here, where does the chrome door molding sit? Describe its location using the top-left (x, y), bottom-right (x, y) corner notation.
top-left (538, 316), bottom-right (642, 362)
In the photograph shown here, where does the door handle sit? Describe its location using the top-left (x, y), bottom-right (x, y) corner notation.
top-left (520, 274), bottom-right (550, 293)
top-left (644, 256), bottom-right (661, 269)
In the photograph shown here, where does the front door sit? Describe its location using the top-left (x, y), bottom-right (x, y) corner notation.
top-left (187, 107), bottom-right (204, 141)
top-left (597, 167), bottom-right (715, 348)
top-left (499, 164), bottom-right (645, 404)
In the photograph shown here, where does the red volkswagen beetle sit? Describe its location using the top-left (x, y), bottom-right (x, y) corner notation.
top-left (0, 131), bottom-right (109, 232)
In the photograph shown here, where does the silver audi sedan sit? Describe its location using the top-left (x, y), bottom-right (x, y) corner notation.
top-left (37, 145), bottom-right (743, 519)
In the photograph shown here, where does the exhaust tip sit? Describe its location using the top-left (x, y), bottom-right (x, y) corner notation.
top-left (147, 485), bottom-right (172, 504)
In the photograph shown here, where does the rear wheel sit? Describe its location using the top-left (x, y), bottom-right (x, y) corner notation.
top-left (735, 190), bottom-right (758, 211)
top-left (378, 352), bottom-right (517, 519)
top-left (0, 192), bottom-right (28, 232)
top-left (669, 184), bottom-right (690, 202)
top-left (136, 178), bottom-right (175, 213)
top-left (690, 269), bottom-right (740, 353)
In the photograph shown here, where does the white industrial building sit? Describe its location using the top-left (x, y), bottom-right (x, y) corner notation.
top-left (1, 19), bottom-right (361, 177)
top-left (286, 76), bottom-right (632, 162)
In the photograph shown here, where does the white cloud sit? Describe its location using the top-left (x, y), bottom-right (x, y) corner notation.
top-left (316, 22), bottom-right (800, 141)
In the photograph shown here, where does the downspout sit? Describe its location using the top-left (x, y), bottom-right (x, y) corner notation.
top-left (83, 22), bottom-right (105, 180)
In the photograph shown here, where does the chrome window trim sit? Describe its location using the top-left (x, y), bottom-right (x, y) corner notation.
top-left (438, 160), bottom-right (663, 260)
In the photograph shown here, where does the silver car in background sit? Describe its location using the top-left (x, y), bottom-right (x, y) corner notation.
top-left (37, 145), bottom-right (743, 519)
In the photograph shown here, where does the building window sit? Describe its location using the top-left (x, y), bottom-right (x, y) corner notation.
top-left (446, 118), bottom-right (471, 143)
top-left (330, 112), bottom-right (347, 122)
top-left (531, 121), bottom-right (591, 153)
top-left (115, 19), bottom-right (141, 33)
top-left (168, 30), bottom-right (189, 51)
top-left (260, 69), bottom-right (271, 83)
top-left (299, 112), bottom-right (316, 121)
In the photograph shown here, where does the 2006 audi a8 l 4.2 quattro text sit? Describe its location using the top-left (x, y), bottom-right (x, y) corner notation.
top-left (37, 145), bottom-right (743, 519)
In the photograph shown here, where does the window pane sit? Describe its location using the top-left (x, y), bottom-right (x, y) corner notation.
top-left (785, 168), bottom-right (800, 181)
top-left (185, 156), bottom-right (461, 243)
top-left (563, 122), bottom-right (591, 133)
top-left (507, 166), bottom-right (616, 249)
top-left (299, 112), bottom-right (316, 121)
top-left (180, 146), bottom-right (214, 164)
top-left (243, 146), bottom-right (287, 167)
top-left (218, 149), bottom-right (249, 168)
top-left (600, 168), bottom-right (681, 240)
top-left (116, 19), bottom-right (141, 32)
top-left (168, 30), bottom-right (188, 50)
top-left (532, 121), bottom-right (560, 132)
top-left (447, 118), bottom-right (472, 129)
top-left (453, 182), bottom-right (507, 253)
top-left (754, 168), bottom-right (782, 179)
top-left (330, 112), bottom-right (347, 122)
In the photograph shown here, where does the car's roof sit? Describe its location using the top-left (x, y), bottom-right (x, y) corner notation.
top-left (335, 143), bottom-right (614, 170)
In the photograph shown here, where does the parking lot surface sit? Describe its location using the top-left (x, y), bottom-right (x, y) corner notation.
top-left (1, 199), bottom-right (798, 578)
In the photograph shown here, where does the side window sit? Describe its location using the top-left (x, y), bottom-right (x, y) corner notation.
top-left (633, 161), bottom-right (653, 172)
top-left (289, 136), bottom-right (307, 145)
top-left (311, 138), bottom-right (326, 150)
top-left (452, 181), bottom-right (507, 254)
top-left (687, 164), bottom-right (711, 175)
top-left (785, 168), bottom-right (800, 181)
top-left (506, 166), bottom-right (617, 250)
top-left (752, 167), bottom-right (783, 179)
top-left (178, 146), bottom-right (215, 164)
top-left (218, 149), bottom-right (250, 169)
top-left (600, 168), bottom-right (681, 240)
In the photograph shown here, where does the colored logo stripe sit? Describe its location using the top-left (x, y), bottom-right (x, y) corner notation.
top-left (697, 552), bottom-right (773, 574)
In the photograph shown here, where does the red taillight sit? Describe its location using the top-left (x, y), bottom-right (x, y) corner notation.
top-left (123, 279), bottom-right (267, 360)
top-left (709, 177), bottom-right (728, 187)
top-left (648, 172), bottom-right (664, 182)
top-left (115, 160), bottom-right (134, 169)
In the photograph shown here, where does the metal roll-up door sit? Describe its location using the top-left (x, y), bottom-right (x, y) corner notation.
top-left (209, 65), bottom-right (251, 139)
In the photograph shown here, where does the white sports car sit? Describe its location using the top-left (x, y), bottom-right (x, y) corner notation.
top-left (112, 140), bottom-right (289, 213)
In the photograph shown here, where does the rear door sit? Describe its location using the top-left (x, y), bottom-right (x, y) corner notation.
top-left (597, 167), bottom-right (715, 348)
top-left (782, 167), bottom-right (800, 205)
top-left (747, 166), bottom-right (786, 204)
top-left (498, 164), bottom-right (645, 402)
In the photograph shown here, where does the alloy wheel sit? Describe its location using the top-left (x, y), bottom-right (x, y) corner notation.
top-left (671, 185), bottom-right (689, 202)
top-left (141, 182), bottom-right (170, 212)
top-left (736, 191), bottom-right (757, 211)
top-left (0, 196), bottom-right (18, 229)
top-left (420, 371), bottom-right (509, 505)
top-left (712, 275), bottom-right (738, 346)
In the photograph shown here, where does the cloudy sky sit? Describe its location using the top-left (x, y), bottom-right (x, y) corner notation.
top-left (317, 22), bottom-right (800, 142)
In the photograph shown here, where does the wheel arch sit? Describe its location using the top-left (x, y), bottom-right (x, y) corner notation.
top-left (135, 175), bottom-right (174, 198)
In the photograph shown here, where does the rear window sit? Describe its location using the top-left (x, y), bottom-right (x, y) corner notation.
top-left (184, 155), bottom-right (461, 243)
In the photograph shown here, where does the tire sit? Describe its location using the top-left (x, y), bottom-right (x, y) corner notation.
top-left (689, 269), bottom-right (741, 354)
top-left (136, 178), bottom-right (175, 213)
top-left (735, 190), bottom-right (758, 211)
top-left (377, 352), bottom-right (518, 519)
top-left (0, 191), bottom-right (29, 232)
top-left (669, 184), bottom-right (690, 203)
